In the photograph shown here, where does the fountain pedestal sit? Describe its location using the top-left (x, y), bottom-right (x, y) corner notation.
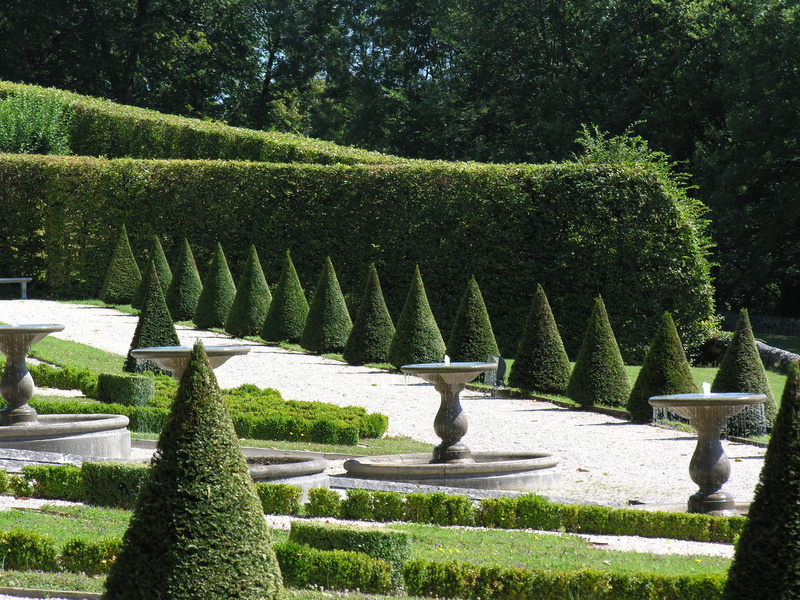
top-left (649, 392), bottom-right (766, 516)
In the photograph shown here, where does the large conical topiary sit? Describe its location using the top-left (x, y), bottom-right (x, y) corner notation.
top-left (566, 296), bottom-right (630, 408)
top-left (300, 257), bottom-right (352, 353)
top-left (627, 312), bottom-right (698, 423)
top-left (344, 264), bottom-right (395, 365)
top-left (123, 263), bottom-right (181, 374)
top-left (446, 276), bottom-right (499, 363)
top-left (194, 243), bottom-right (237, 330)
top-left (260, 250), bottom-right (309, 343)
top-left (226, 245), bottom-right (271, 338)
top-left (388, 266), bottom-right (446, 369)
top-left (721, 362), bottom-right (800, 600)
top-left (165, 238), bottom-right (202, 321)
top-left (712, 308), bottom-right (777, 436)
top-left (100, 225), bottom-right (141, 305)
top-left (131, 235), bottom-right (172, 309)
top-left (104, 341), bottom-right (286, 600)
top-left (508, 284), bottom-right (571, 394)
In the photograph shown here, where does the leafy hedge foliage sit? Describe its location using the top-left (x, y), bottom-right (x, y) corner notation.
top-left (80, 462), bottom-right (151, 509)
top-left (404, 560), bottom-right (726, 600)
top-left (0, 81), bottom-right (401, 165)
top-left (225, 244), bottom-right (271, 337)
top-left (446, 276), bottom-right (499, 363)
top-left (300, 256), bottom-right (352, 352)
top-left (21, 464), bottom-right (83, 502)
top-left (0, 152), bottom-right (715, 361)
top-left (344, 263), bottom-right (395, 365)
top-left (193, 242), bottom-right (236, 329)
top-left (96, 373), bottom-right (155, 406)
top-left (165, 238), bottom-right (203, 321)
top-left (100, 225), bottom-right (141, 305)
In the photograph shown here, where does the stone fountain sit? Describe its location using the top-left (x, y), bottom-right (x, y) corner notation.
top-left (649, 387), bottom-right (766, 516)
top-left (0, 324), bottom-right (130, 458)
top-left (132, 345), bottom-right (329, 493)
top-left (343, 361), bottom-right (561, 491)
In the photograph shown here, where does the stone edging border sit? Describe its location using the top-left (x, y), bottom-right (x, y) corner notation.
top-left (0, 587), bottom-right (101, 599)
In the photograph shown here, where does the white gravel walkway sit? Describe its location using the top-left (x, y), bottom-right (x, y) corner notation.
top-left (0, 299), bottom-right (768, 570)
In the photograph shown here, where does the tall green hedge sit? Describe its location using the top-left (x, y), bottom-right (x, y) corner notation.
top-left (0, 156), bottom-right (714, 361)
top-left (261, 250), bottom-right (309, 343)
top-left (344, 264), bottom-right (395, 365)
top-left (300, 256), bottom-right (352, 353)
top-left (446, 276), bottom-right (499, 363)
top-left (165, 238), bottom-right (202, 321)
top-left (226, 244), bottom-right (271, 337)
top-left (194, 242), bottom-right (237, 330)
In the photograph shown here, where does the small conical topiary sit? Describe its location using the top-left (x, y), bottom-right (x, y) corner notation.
top-left (300, 257), bottom-right (352, 352)
top-left (165, 238), bottom-right (202, 321)
top-left (100, 225), bottom-right (141, 305)
top-left (566, 296), bottom-right (630, 408)
top-left (344, 264), bottom-right (395, 365)
top-left (104, 341), bottom-right (286, 600)
top-left (712, 308), bottom-right (777, 436)
top-left (123, 263), bottom-right (181, 374)
top-left (388, 265), bottom-right (446, 369)
top-left (721, 362), bottom-right (800, 600)
top-left (627, 312), bottom-right (698, 423)
top-left (226, 245), bottom-right (272, 338)
top-left (131, 235), bottom-right (172, 309)
top-left (446, 276), bottom-right (499, 363)
top-left (194, 243), bottom-right (237, 330)
top-left (260, 250), bottom-right (309, 343)
top-left (508, 284), bottom-right (571, 394)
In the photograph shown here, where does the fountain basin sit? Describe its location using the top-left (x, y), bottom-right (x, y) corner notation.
top-left (0, 414), bottom-right (131, 458)
top-left (343, 452), bottom-right (561, 491)
top-left (131, 345), bottom-right (251, 381)
top-left (648, 392), bottom-right (767, 421)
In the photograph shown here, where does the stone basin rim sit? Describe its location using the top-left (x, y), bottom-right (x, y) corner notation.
top-left (131, 345), bottom-right (251, 358)
top-left (649, 392), bottom-right (767, 408)
top-left (401, 362), bottom-right (497, 374)
top-left (0, 324), bottom-right (66, 333)
top-left (344, 452), bottom-right (560, 476)
top-left (0, 414), bottom-right (129, 438)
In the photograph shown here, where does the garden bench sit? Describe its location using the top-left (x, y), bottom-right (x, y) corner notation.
top-left (0, 277), bottom-right (32, 299)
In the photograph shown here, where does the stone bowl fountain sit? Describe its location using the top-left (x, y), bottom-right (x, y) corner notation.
top-left (130, 345), bottom-right (252, 381)
top-left (343, 361), bottom-right (561, 491)
top-left (0, 324), bottom-right (131, 458)
top-left (649, 390), bottom-right (766, 516)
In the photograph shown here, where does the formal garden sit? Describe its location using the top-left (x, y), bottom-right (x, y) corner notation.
top-left (0, 82), bottom-right (798, 599)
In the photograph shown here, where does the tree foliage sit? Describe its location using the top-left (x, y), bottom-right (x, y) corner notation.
top-left (106, 341), bottom-right (285, 600)
top-left (194, 243), bottom-right (237, 330)
top-left (712, 309), bottom-right (777, 436)
top-left (300, 256), bottom-right (352, 353)
top-left (627, 312), bottom-right (697, 423)
top-left (566, 296), bottom-right (630, 408)
top-left (131, 235), bottom-right (172, 310)
top-left (165, 238), bottom-right (203, 322)
top-left (508, 284), bottom-right (571, 395)
top-left (260, 250), bottom-right (309, 343)
top-left (387, 266), bottom-right (445, 369)
top-left (344, 264), bottom-right (395, 366)
top-left (445, 276), bottom-right (498, 363)
top-left (100, 224), bottom-right (141, 305)
top-left (722, 362), bottom-right (800, 600)
top-left (225, 244), bottom-right (271, 338)
top-left (123, 264), bottom-right (181, 374)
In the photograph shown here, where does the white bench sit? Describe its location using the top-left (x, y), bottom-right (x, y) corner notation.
top-left (0, 277), bottom-right (33, 299)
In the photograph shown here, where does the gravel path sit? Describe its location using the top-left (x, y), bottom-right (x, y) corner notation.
top-left (0, 299), bottom-right (763, 568)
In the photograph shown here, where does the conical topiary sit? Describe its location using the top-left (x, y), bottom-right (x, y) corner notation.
top-left (300, 257), bottom-right (352, 352)
top-left (194, 243), bottom-right (237, 330)
top-left (712, 308), bottom-right (777, 436)
top-left (508, 284), bottom-right (571, 394)
top-left (100, 225), bottom-right (141, 305)
top-left (131, 235), bottom-right (172, 309)
top-left (104, 341), bottom-right (286, 600)
top-left (165, 238), bottom-right (202, 321)
top-left (446, 276), bottom-right (499, 363)
top-left (627, 312), bottom-right (698, 423)
top-left (260, 250), bottom-right (309, 343)
top-left (721, 362), bottom-right (800, 599)
top-left (225, 245), bottom-right (271, 338)
top-left (344, 264), bottom-right (395, 365)
top-left (123, 264), bottom-right (181, 374)
top-left (566, 296), bottom-right (630, 408)
top-left (387, 266), bottom-right (446, 369)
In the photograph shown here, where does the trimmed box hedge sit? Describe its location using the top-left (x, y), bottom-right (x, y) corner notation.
top-left (96, 373), bottom-right (155, 406)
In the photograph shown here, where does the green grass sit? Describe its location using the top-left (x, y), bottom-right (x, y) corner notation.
top-left (393, 523), bottom-right (730, 576)
top-left (0, 505), bottom-right (130, 544)
top-left (29, 335), bottom-right (124, 373)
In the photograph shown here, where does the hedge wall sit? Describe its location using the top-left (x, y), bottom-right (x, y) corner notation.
top-left (0, 81), bottom-right (400, 165)
top-left (0, 155), bottom-right (714, 360)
